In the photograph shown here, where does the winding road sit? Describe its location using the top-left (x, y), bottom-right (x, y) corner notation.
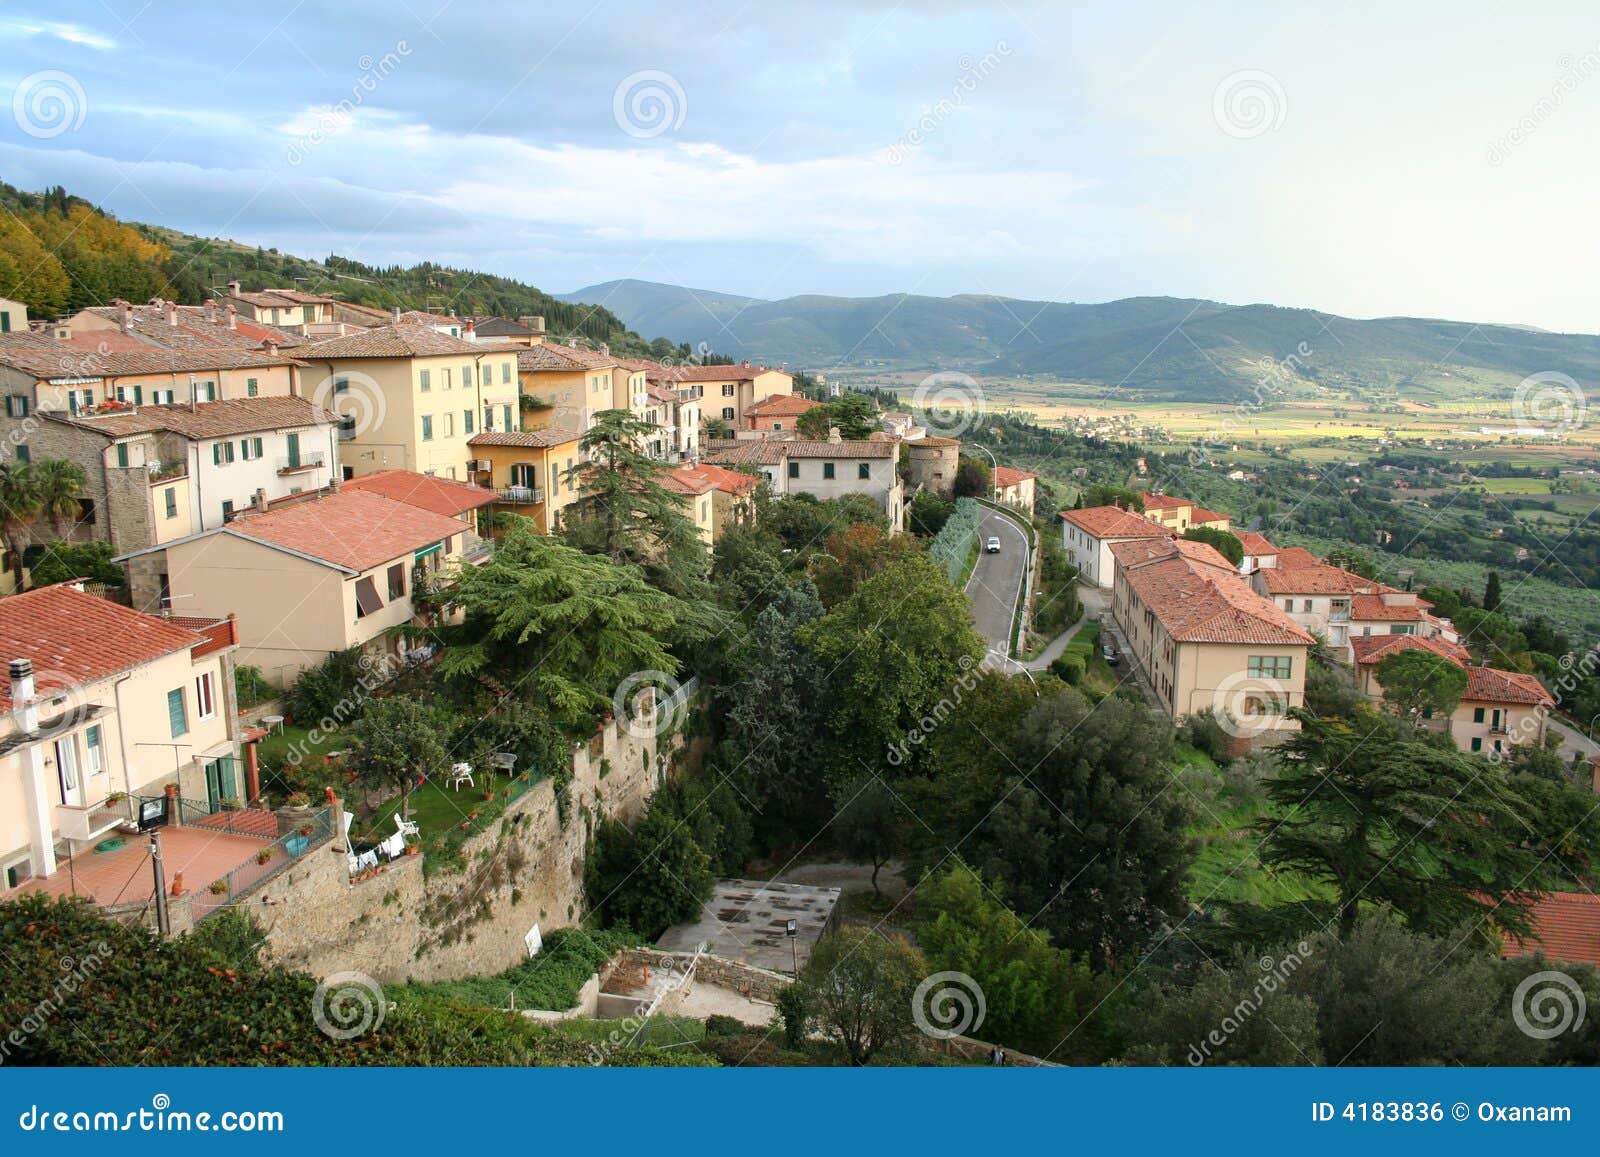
top-left (964, 505), bottom-right (1030, 657)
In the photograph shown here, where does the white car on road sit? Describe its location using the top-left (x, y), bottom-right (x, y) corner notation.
top-left (985, 536), bottom-right (1001, 554)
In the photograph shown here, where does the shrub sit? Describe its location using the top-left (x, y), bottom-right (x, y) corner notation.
top-left (284, 647), bottom-right (370, 724)
top-left (776, 984), bottom-right (811, 1049)
top-left (1178, 712), bottom-right (1232, 763)
top-left (234, 664), bottom-right (274, 710)
top-left (704, 1015), bottom-right (746, 1038)
top-left (1051, 655), bottom-right (1085, 685)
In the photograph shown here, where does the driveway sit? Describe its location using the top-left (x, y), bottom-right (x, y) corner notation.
top-left (1550, 718), bottom-right (1599, 766)
top-left (964, 505), bottom-right (1030, 657)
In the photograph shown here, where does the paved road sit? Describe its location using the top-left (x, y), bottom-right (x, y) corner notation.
top-left (964, 506), bottom-right (1030, 658)
top-left (1550, 718), bottom-right (1600, 766)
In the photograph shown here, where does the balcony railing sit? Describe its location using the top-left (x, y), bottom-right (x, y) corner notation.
top-left (148, 460), bottom-right (187, 484)
top-left (492, 485), bottom-right (544, 504)
top-left (55, 799), bottom-right (128, 842)
top-left (192, 805), bottom-right (337, 923)
top-left (278, 450), bottom-right (327, 474)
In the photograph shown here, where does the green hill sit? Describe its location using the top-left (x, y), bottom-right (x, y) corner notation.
top-left (562, 279), bottom-right (1600, 403)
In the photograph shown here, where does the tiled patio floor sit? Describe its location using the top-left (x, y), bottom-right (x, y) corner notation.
top-left (20, 824), bottom-right (270, 909)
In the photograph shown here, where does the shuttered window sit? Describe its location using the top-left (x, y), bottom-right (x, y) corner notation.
top-left (354, 575), bottom-right (383, 618)
top-left (167, 688), bottom-right (187, 738)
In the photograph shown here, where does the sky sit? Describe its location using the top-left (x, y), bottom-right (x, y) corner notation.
top-left (1, 0), bottom-right (1598, 332)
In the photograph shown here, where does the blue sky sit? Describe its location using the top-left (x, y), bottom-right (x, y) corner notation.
top-left (1, 1), bottom-right (1598, 331)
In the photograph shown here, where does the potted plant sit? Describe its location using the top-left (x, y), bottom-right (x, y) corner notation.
top-left (298, 824), bottom-right (313, 837)
top-left (284, 791), bottom-right (311, 809)
top-left (219, 796), bottom-right (241, 812)
top-left (104, 791), bottom-right (128, 805)
top-left (255, 848), bottom-right (274, 866)
top-left (404, 841), bottom-right (420, 857)
top-left (208, 879), bottom-right (229, 895)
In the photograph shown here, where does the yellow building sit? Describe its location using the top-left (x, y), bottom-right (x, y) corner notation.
top-left (294, 324), bottom-right (521, 481)
top-left (662, 462), bottom-right (760, 546)
top-left (1109, 537), bottom-right (1312, 737)
top-left (467, 428), bottom-right (585, 534)
top-left (1138, 491), bottom-right (1231, 533)
top-left (516, 343), bottom-right (620, 433)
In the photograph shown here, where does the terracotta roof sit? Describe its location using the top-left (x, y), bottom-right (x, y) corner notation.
top-left (517, 344), bottom-right (617, 372)
top-left (1235, 531), bottom-right (1278, 556)
top-left (662, 467), bottom-right (717, 496)
top-left (675, 462), bottom-right (759, 496)
top-left (1140, 491), bottom-right (1192, 511)
top-left (231, 288), bottom-right (335, 308)
top-left (1190, 505), bottom-right (1230, 524)
top-left (1351, 634), bottom-right (1471, 666)
top-left (1112, 539), bottom-right (1313, 646)
top-left (645, 384), bottom-right (680, 405)
top-left (1350, 594), bottom-right (1425, 621)
top-left (468, 429), bottom-right (582, 449)
top-left (0, 584), bottom-right (204, 710)
top-left (781, 439), bottom-right (895, 459)
top-left (645, 362), bottom-right (789, 384)
top-left (703, 440), bottom-right (787, 466)
top-left (1502, 892), bottom-right (1600, 965)
top-left (1061, 505), bottom-right (1170, 540)
top-left (1464, 666), bottom-right (1554, 707)
top-left (0, 345), bottom-right (301, 378)
top-left (71, 304), bottom-right (307, 351)
top-left (993, 466), bottom-right (1037, 488)
top-left (1274, 546), bottom-right (1321, 569)
top-left (222, 488), bottom-right (468, 572)
top-left (46, 396), bottom-right (335, 440)
top-left (1258, 563), bottom-right (1384, 596)
top-left (911, 435), bottom-right (960, 448)
top-left (343, 469), bottom-right (495, 517)
top-left (394, 310), bottom-right (460, 327)
top-left (745, 394), bottom-right (819, 417)
top-left (295, 323), bottom-right (483, 359)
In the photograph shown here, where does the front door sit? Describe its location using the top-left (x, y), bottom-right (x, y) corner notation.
top-left (285, 431), bottom-right (300, 468)
top-left (204, 757), bottom-right (234, 809)
top-left (55, 737), bottom-right (82, 806)
top-left (509, 463), bottom-right (536, 490)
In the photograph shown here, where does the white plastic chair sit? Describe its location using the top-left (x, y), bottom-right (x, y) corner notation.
top-left (394, 812), bottom-right (420, 838)
top-left (449, 762), bottom-right (475, 791)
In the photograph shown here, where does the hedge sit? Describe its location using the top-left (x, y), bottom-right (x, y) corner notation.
top-left (929, 497), bottom-right (981, 584)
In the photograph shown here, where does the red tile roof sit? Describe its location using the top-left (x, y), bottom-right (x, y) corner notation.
top-left (1274, 546), bottom-right (1321, 569)
top-left (1234, 531), bottom-right (1278, 556)
top-left (676, 462), bottom-right (759, 496)
top-left (1259, 563), bottom-right (1385, 596)
top-left (1503, 892), bottom-right (1600, 965)
top-left (468, 429), bottom-right (582, 449)
top-left (48, 396), bottom-right (335, 440)
top-left (745, 394), bottom-right (819, 417)
top-left (1464, 666), bottom-right (1554, 707)
top-left (1351, 634), bottom-right (1471, 666)
top-left (1113, 543), bottom-right (1314, 646)
top-left (1190, 505), bottom-right (1230, 524)
top-left (0, 584), bottom-right (204, 710)
top-left (703, 440), bottom-right (787, 466)
top-left (343, 469), bottom-right (496, 517)
top-left (1140, 491), bottom-right (1192, 511)
top-left (1350, 593), bottom-right (1425, 621)
top-left (295, 323), bottom-right (483, 359)
top-left (0, 345), bottom-right (302, 378)
top-left (1060, 505), bottom-right (1170, 540)
top-left (645, 362), bottom-right (787, 384)
top-left (224, 489), bottom-right (468, 572)
top-left (993, 466), bottom-right (1037, 488)
top-left (518, 344), bottom-right (617, 371)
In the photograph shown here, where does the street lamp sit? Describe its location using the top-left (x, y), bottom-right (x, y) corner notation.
top-left (968, 442), bottom-right (1000, 501)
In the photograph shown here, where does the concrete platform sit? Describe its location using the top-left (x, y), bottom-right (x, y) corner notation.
top-left (18, 825), bottom-right (270, 912)
top-left (656, 877), bottom-right (841, 975)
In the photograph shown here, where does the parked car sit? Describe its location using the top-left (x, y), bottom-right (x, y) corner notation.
top-left (985, 536), bottom-right (1001, 554)
top-left (1102, 639), bottom-right (1120, 665)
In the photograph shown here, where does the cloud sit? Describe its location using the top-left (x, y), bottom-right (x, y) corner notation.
top-left (0, 20), bottom-right (115, 51)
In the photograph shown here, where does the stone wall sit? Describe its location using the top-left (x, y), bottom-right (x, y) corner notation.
top-left (242, 710), bottom-right (682, 984)
top-left (610, 947), bottom-right (792, 1004)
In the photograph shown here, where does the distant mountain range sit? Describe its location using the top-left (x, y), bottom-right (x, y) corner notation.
top-left (561, 279), bottom-right (1600, 402)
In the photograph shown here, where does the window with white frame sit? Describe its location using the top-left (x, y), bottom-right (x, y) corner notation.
top-left (195, 671), bottom-right (215, 720)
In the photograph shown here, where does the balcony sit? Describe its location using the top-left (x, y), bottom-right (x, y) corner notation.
top-left (55, 798), bottom-right (129, 843)
top-left (148, 460), bottom-right (187, 484)
top-left (492, 485), bottom-right (544, 505)
top-left (278, 450), bottom-right (327, 475)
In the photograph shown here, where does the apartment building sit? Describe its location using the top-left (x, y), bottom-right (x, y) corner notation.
top-left (0, 582), bottom-right (240, 891)
top-left (662, 462), bottom-right (760, 546)
top-left (0, 297), bottom-right (26, 334)
top-left (516, 343), bottom-right (620, 433)
top-left (659, 362), bottom-right (793, 427)
top-left (1060, 504), bottom-right (1170, 588)
top-left (222, 282), bottom-right (338, 330)
top-left (707, 437), bottom-right (901, 531)
top-left (61, 298), bottom-right (307, 352)
top-left (294, 323), bottom-right (520, 480)
top-left (1252, 555), bottom-right (1451, 658)
top-left (1138, 491), bottom-right (1231, 533)
top-left (1109, 536), bottom-right (1313, 736)
top-left (743, 393), bottom-right (819, 434)
top-left (993, 466), bottom-right (1037, 512)
top-left (466, 428), bottom-right (585, 534)
top-left (1234, 530), bottom-right (1280, 575)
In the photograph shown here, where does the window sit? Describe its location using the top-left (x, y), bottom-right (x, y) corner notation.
top-left (167, 688), bottom-right (187, 738)
top-left (354, 575), bottom-right (383, 618)
top-left (164, 488), bottom-right (177, 519)
top-left (700, 500), bottom-right (709, 521)
top-left (483, 406), bottom-right (494, 431)
top-left (421, 415), bottom-right (434, 441)
top-left (1471, 737), bottom-right (1483, 752)
top-left (1300, 600), bottom-right (1313, 612)
top-left (334, 377), bottom-right (349, 395)
top-left (195, 672), bottom-right (215, 720)
top-left (858, 462), bottom-right (871, 480)
top-left (721, 383), bottom-right (735, 397)
top-left (442, 413), bottom-right (454, 437)
top-left (1246, 655), bottom-right (1293, 680)
top-left (442, 368), bottom-right (452, 389)
top-left (246, 377), bottom-right (259, 397)
top-left (67, 388), bottom-right (93, 413)
top-left (462, 365), bottom-right (473, 388)
top-left (787, 461), bottom-right (799, 479)
top-left (213, 441), bottom-right (235, 466)
top-left (5, 395), bottom-right (30, 417)
top-left (151, 389), bottom-right (174, 405)
top-left (115, 443), bottom-right (129, 468)
top-left (78, 498), bottom-right (95, 525)
top-left (463, 409), bottom-right (474, 434)
top-left (551, 461), bottom-right (558, 493)
top-left (501, 361), bottom-right (511, 384)
top-left (197, 381), bottom-right (216, 402)
top-left (503, 405), bottom-right (513, 432)
top-left (1391, 624), bottom-right (1415, 635)
top-left (823, 462), bottom-right (836, 480)
top-left (721, 407), bottom-right (734, 421)
top-left (221, 499), bottom-right (234, 521)
top-left (419, 369), bottom-right (431, 392)
top-left (116, 385), bottom-right (143, 405)
top-left (55, 736), bottom-right (78, 799)
top-left (387, 563), bottom-right (405, 600)
top-left (240, 437), bottom-right (263, 460)
top-left (1473, 707), bottom-right (1486, 723)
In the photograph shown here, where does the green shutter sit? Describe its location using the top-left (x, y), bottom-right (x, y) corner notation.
top-left (167, 688), bottom-right (187, 737)
top-left (115, 443), bottom-right (129, 468)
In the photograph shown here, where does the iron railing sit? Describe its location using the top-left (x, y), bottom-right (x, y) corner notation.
top-left (193, 805), bottom-right (336, 922)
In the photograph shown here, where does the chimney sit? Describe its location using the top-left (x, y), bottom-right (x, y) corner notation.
top-left (224, 302), bottom-right (238, 330)
top-left (9, 658), bottom-right (36, 731)
top-left (164, 299), bottom-right (178, 326)
top-left (114, 299), bottom-right (131, 334)
top-left (392, 306), bottom-right (402, 324)
top-left (253, 487), bottom-right (268, 513)
top-left (329, 473), bottom-right (342, 494)
top-left (463, 319), bottom-right (476, 342)
top-left (828, 426), bottom-right (841, 444)
top-left (520, 315), bottom-right (546, 334)
top-left (189, 375), bottom-right (198, 412)
top-left (204, 299), bottom-right (218, 324)
top-left (228, 280), bottom-right (242, 299)
top-left (262, 339), bottom-right (278, 357)
top-left (600, 342), bottom-right (609, 355)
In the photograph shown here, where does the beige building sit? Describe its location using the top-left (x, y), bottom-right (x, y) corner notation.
top-left (0, 582), bottom-right (240, 891)
top-left (1110, 537), bottom-right (1313, 735)
top-left (1253, 553), bottom-right (1452, 659)
top-left (993, 466), bottom-right (1037, 512)
top-left (467, 428), bottom-right (585, 534)
top-left (666, 362), bottom-right (793, 427)
top-left (0, 297), bottom-right (27, 335)
top-left (294, 323), bottom-right (520, 481)
top-left (1139, 491), bottom-right (1231, 533)
top-left (516, 343), bottom-right (620, 433)
top-left (1060, 504), bottom-right (1169, 588)
top-left (116, 474), bottom-right (491, 684)
top-left (61, 298), bottom-right (307, 352)
top-left (662, 462), bottom-right (760, 546)
top-left (743, 393), bottom-right (819, 434)
top-left (708, 437), bottom-right (902, 531)
top-left (903, 436), bottom-right (960, 497)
